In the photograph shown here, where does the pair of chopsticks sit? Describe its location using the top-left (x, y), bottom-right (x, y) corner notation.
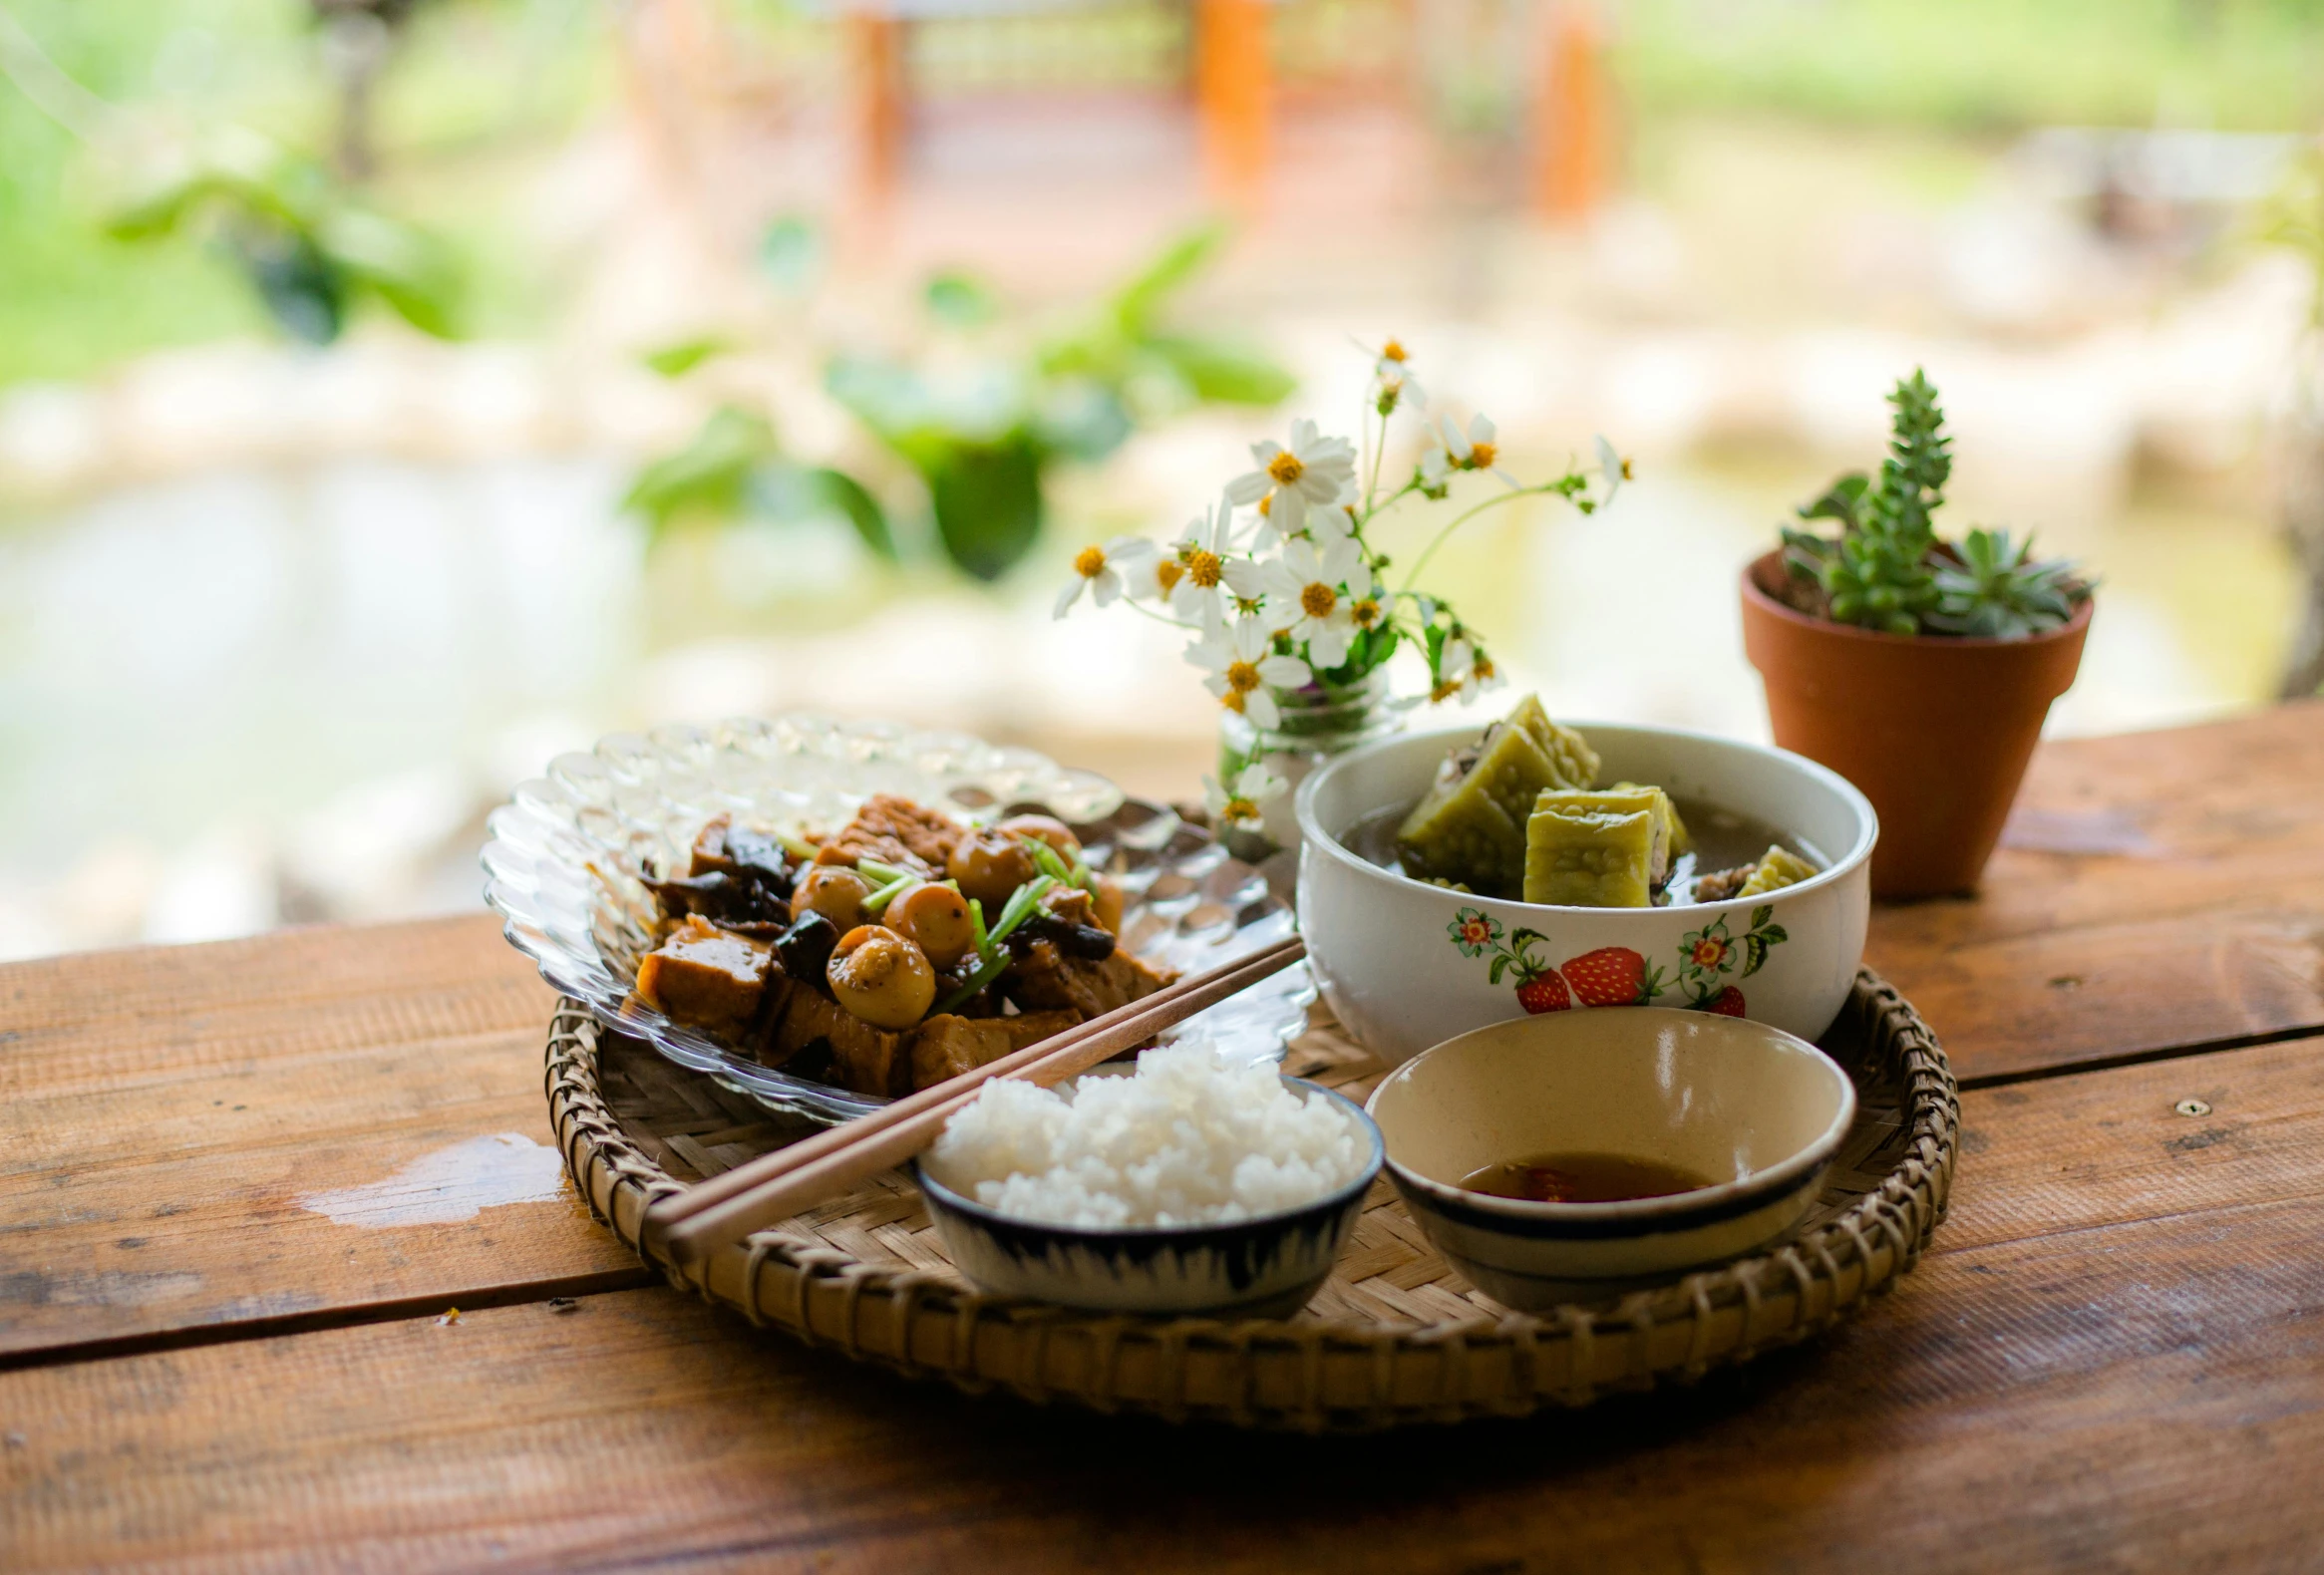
top-left (641, 932), bottom-right (1308, 1265)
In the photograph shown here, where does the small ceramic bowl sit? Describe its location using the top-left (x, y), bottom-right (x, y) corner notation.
top-left (1296, 721), bottom-right (1877, 1066)
top-left (916, 1079), bottom-right (1384, 1318)
top-left (1366, 1009), bottom-right (1856, 1309)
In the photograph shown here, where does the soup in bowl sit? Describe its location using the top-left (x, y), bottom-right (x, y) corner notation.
top-left (1294, 717), bottom-right (1876, 1066)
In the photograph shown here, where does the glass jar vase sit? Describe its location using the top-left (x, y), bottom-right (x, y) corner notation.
top-left (1216, 669), bottom-right (1401, 856)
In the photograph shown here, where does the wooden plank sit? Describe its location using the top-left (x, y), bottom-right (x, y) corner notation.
top-left (6, 1036), bottom-right (2321, 1572)
top-left (1868, 700), bottom-right (2324, 1081)
top-left (0, 916), bottom-right (644, 1361)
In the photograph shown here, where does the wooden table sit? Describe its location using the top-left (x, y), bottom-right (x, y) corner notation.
top-left (6, 704), bottom-right (2324, 1571)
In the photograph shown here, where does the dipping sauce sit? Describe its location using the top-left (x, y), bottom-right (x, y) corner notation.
top-left (1457, 1151), bottom-right (1718, 1204)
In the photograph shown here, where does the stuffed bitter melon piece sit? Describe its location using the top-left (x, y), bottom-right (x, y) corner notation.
top-left (1523, 804), bottom-right (1657, 907)
top-left (1738, 845), bottom-right (1819, 897)
top-left (1532, 787), bottom-right (1675, 890)
top-left (1395, 743), bottom-right (1529, 893)
top-left (1399, 698), bottom-right (1598, 893)
top-left (1610, 782), bottom-right (1690, 857)
top-left (1504, 694), bottom-right (1600, 789)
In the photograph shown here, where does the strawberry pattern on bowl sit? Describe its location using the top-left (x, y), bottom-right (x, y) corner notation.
top-left (1447, 905), bottom-right (1790, 1019)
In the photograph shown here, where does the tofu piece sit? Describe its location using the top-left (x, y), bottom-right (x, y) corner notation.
top-left (905, 1009), bottom-right (1083, 1091)
top-left (1533, 787), bottom-right (1677, 889)
top-left (1005, 940), bottom-right (1174, 1019)
top-left (1738, 845), bottom-right (1819, 898)
top-left (776, 989), bottom-right (907, 1098)
top-left (634, 916), bottom-right (772, 1036)
top-left (823, 793), bottom-right (966, 874)
top-left (1522, 805), bottom-right (1657, 907)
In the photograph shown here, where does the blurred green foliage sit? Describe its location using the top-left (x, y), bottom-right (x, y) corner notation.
top-left (633, 221), bottom-right (1296, 583)
top-left (104, 127), bottom-right (460, 342)
top-left (0, 0), bottom-right (605, 384)
top-left (1618, 0), bottom-right (2324, 133)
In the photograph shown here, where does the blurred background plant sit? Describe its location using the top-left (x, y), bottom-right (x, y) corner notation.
top-left (627, 221), bottom-right (1292, 581)
top-left (1, 0), bottom-right (2322, 957)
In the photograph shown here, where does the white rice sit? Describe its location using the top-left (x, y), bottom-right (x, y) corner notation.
top-left (923, 1042), bottom-right (1372, 1229)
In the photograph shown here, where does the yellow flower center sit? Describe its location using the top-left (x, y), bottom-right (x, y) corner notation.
top-left (1382, 339), bottom-right (1408, 363)
top-left (1223, 660), bottom-right (1262, 695)
top-left (1352, 597), bottom-right (1381, 627)
top-left (1468, 442), bottom-right (1497, 470)
top-left (1620, 457), bottom-right (1634, 480)
top-left (1257, 494), bottom-right (1271, 517)
top-left (1155, 559), bottom-right (1186, 594)
top-left (1299, 582), bottom-right (1337, 619)
top-left (1430, 680), bottom-right (1462, 704)
top-left (1220, 689), bottom-right (1248, 715)
top-left (1073, 546), bottom-right (1107, 579)
top-left (1267, 451), bottom-right (1305, 485)
top-left (1221, 796), bottom-right (1257, 822)
top-left (1474, 656), bottom-right (1495, 680)
top-left (1185, 550), bottom-right (1223, 589)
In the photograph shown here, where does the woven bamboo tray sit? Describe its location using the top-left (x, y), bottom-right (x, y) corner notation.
top-left (544, 970), bottom-right (1957, 1431)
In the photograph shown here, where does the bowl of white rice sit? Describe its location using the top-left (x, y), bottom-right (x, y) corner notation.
top-left (917, 1042), bottom-right (1383, 1317)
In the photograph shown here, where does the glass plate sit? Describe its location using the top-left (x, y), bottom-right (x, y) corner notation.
top-left (481, 714), bottom-right (1312, 1123)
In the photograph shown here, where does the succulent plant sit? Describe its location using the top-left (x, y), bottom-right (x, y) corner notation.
top-left (1779, 369), bottom-right (2089, 639)
top-left (1927, 528), bottom-right (2088, 639)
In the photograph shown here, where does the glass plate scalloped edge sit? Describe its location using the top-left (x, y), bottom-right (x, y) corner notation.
top-left (481, 713), bottom-right (1314, 1123)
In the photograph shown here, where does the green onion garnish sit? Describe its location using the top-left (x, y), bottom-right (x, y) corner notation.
top-left (967, 895), bottom-right (988, 954)
top-left (987, 874), bottom-right (1055, 949)
top-left (859, 874), bottom-right (915, 918)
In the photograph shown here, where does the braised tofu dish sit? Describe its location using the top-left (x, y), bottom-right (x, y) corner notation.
top-left (1363, 693), bottom-right (1826, 908)
top-left (626, 794), bottom-right (1172, 1099)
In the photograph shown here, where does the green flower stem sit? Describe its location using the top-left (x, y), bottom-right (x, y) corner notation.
top-left (1396, 480), bottom-right (1565, 595)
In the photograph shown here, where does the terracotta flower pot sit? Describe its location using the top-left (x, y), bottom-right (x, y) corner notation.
top-left (1739, 550), bottom-right (2092, 899)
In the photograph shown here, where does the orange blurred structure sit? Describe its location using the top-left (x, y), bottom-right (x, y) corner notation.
top-left (1196, 0), bottom-right (1273, 203)
top-left (1534, 0), bottom-right (1607, 221)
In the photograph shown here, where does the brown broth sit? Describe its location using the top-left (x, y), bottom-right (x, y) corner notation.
top-left (1456, 1150), bottom-right (1718, 1204)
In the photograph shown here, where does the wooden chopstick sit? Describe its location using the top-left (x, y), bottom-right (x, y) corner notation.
top-left (644, 933), bottom-right (1308, 1265)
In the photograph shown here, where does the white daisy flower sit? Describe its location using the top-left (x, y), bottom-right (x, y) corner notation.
top-left (1224, 418), bottom-right (1357, 538)
top-left (1308, 494), bottom-right (1361, 547)
top-left (1368, 337), bottom-right (1426, 414)
top-left (1203, 762), bottom-right (1290, 831)
top-left (1054, 536), bottom-right (1155, 618)
top-left (1258, 532), bottom-right (1372, 670)
top-left (1185, 614), bottom-right (1313, 732)
top-left (1430, 635), bottom-right (1504, 703)
top-left (1420, 412), bottom-right (1518, 492)
top-left (1162, 493), bottom-right (1266, 624)
top-left (1595, 434), bottom-right (1631, 505)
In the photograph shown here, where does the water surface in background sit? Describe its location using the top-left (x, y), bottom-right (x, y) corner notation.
top-left (0, 448), bottom-right (2296, 953)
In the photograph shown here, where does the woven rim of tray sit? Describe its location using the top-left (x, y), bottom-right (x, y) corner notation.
top-left (544, 971), bottom-right (1958, 1432)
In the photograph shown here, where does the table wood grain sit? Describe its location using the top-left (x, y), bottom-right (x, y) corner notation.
top-left (1866, 701), bottom-right (2324, 1081)
top-left (0, 916), bottom-right (643, 1362)
top-left (6, 1036), bottom-right (2319, 1573)
top-left (5, 705), bottom-right (2324, 1570)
